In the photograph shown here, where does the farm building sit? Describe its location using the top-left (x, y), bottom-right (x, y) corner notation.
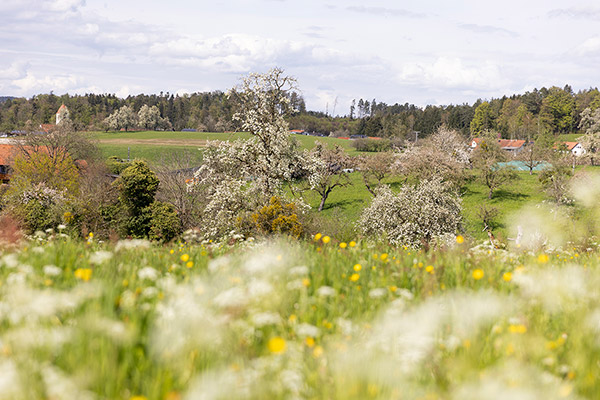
top-left (563, 142), bottom-right (585, 156)
top-left (0, 144), bottom-right (16, 183)
top-left (471, 138), bottom-right (526, 154)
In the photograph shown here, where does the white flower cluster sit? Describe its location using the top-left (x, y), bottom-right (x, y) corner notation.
top-left (188, 69), bottom-right (306, 240)
top-left (358, 177), bottom-right (462, 248)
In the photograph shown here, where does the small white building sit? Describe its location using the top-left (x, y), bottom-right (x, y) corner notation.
top-left (564, 142), bottom-right (585, 157)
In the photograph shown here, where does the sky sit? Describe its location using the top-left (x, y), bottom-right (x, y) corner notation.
top-left (1, 0), bottom-right (600, 114)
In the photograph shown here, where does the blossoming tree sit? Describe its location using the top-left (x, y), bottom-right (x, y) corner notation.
top-left (189, 68), bottom-right (306, 239)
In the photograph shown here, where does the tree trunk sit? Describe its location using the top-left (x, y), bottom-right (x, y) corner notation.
top-left (488, 187), bottom-right (493, 199)
top-left (318, 189), bottom-right (331, 211)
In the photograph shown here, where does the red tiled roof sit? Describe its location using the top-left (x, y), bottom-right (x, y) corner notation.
top-left (498, 139), bottom-right (525, 149)
top-left (57, 104), bottom-right (67, 112)
top-left (564, 142), bottom-right (579, 150)
top-left (471, 138), bottom-right (525, 149)
top-left (0, 145), bottom-right (17, 165)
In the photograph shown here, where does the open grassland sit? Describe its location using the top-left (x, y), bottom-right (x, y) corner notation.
top-left (90, 131), bottom-right (359, 162)
top-left (300, 170), bottom-right (554, 242)
top-left (1, 234), bottom-right (599, 399)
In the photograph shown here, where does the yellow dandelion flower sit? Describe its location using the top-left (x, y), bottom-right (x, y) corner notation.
top-left (350, 273), bottom-right (360, 282)
top-left (130, 396), bottom-right (147, 400)
top-left (502, 272), bottom-right (512, 282)
top-left (302, 278), bottom-right (310, 287)
top-left (186, 261), bottom-right (194, 268)
top-left (508, 324), bottom-right (527, 334)
top-left (180, 254), bottom-right (190, 263)
top-left (169, 249), bottom-right (174, 254)
top-left (353, 263), bottom-right (362, 272)
top-left (349, 241), bottom-right (356, 247)
top-left (388, 285), bottom-right (397, 292)
top-left (322, 236), bottom-right (331, 244)
top-left (88, 232), bottom-right (94, 238)
top-left (538, 253), bottom-right (549, 263)
top-left (314, 233), bottom-right (322, 241)
top-left (74, 268), bottom-right (92, 281)
top-left (288, 314), bottom-right (297, 323)
top-left (339, 242), bottom-right (347, 249)
top-left (456, 235), bottom-right (464, 244)
top-left (305, 337), bottom-right (315, 347)
top-left (373, 253), bottom-right (379, 259)
top-left (122, 279), bottom-right (129, 287)
top-left (312, 345), bottom-right (324, 358)
top-left (268, 336), bottom-right (287, 354)
top-left (425, 265), bottom-right (434, 274)
top-left (472, 269), bottom-right (484, 280)
top-left (380, 253), bottom-right (388, 261)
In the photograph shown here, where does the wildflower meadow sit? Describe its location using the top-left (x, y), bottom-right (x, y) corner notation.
top-left (1, 230), bottom-right (600, 399)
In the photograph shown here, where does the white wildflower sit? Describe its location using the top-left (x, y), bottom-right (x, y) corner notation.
top-left (138, 266), bottom-right (159, 281)
top-left (295, 323), bottom-right (320, 338)
top-left (251, 312), bottom-right (281, 327)
top-left (316, 286), bottom-right (336, 297)
top-left (89, 250), bottom-right (113, 265)
top-left (114, 239), bottom-right (151, 251)
top-left (288, 265), bottom-right (309, 276)
top-left (368, 288), bottom-right (387, 299)
top-left (1, 253), bottom-right (19, 269)
top-left (43, 265), bottom-right (62, 276)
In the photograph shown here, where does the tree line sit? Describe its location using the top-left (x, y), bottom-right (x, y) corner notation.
top-left (1, 85), bottom-right (599, 139)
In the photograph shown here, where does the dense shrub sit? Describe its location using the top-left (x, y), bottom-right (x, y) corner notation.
top-left (358, 177), bottom-right (462, 248)
top-left (149, 201), bottom-right (182, 242)
top-left (10, 183), bottom-right (70, 234)
top-left (352, 138), bottom-right (391, 152)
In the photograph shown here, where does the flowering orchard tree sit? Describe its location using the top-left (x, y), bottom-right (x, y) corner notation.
top-left (189, 68), bottom-right (306, 240)
top-left (394, 126), bottom-right (470, 188)
top-left (302, 142), bottom-right (353, 211)
top-left (230, 67), bottom-right (301, 194)
top-left (358, 177), bottom-right (462, 248)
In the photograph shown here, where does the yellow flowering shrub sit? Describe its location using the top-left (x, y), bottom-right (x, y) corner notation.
top-left (249, 196), bottom-right (304, 238)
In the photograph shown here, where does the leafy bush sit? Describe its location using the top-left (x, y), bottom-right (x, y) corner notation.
top-left (149, 201), bottom-right (182, 242)
top-left (352, 138), bottom-right (391, 152)
top-left (358, 177), bottom-right (462, 248)
top-left (9, 183), bottom-right (69, 234)
top-left (106, 156), bottom-right (133, 175)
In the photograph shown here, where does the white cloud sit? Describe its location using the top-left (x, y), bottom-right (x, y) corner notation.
top-left (574, 36), bottom-right (600, 56)
top-left (12, 72), bottom-right (83, 94)
top-left (0, 62), bottom-right (29, 80)
top-left (43, 0), bottom-right (86, 13)
top-left (397, 57), bottom-right (510, 90)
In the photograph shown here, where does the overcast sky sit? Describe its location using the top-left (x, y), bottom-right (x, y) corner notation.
top-left (1, 0), bottom-right (599, 114)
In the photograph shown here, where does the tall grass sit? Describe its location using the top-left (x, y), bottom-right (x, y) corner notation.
top-left (1, 230), bottom-right (599, 399)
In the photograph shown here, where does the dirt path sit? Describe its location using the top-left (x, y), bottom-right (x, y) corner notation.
top-left (97, 138), bottom-right (210, 147)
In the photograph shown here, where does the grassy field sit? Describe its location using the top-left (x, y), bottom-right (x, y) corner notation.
top-left (89, 130), bottom-right (591, 243)
top-left (90, 131), bottom-right (359, 162)
top-left (299, 170), bottom-right (553, 242)
top-left (1, 231), bottom-right (598, 399)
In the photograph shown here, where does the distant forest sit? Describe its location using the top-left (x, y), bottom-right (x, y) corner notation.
top-left (1, 84), bottom-right (599, 139)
